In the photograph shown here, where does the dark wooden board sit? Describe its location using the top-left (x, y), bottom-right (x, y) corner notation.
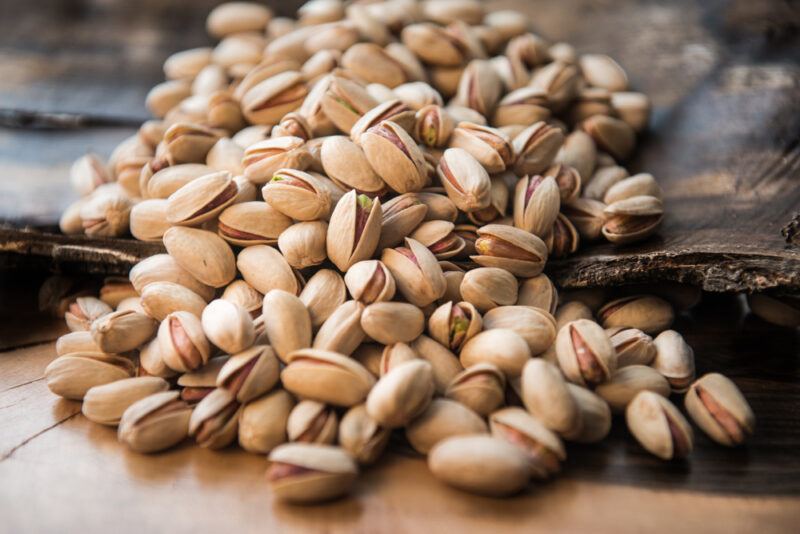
top-left (1, 0), bottom-right (799, 292)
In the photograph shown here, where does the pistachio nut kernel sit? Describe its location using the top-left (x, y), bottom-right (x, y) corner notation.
top-left (326, 190), bottom-right (382, 272)
top-left (598, 295), bottom-right (674, 335)
top-left (490, 407), bottom-right (566, 477)
top-left (595, 365), bottom-right (671, 412)
top-left (282, 349), bottom-right (376, 407)
top-left (626, 391), bottom-right (693, 460)
top-left (437, 147), bottom-right (491, 212)
top-left (460, 328), bottom-right (531, 378)
top-left (405, 398), bottom-right (488, 454)
top-left (344, 260), bottom-right (396, 304)
top-left (157, 311), bottom-right (211, 373)
top-left (652, 330), bottom-right (696, 393)
top-left (338, 404), bottom-right (391, 465)
top-left (189, 387), bottom-right (242, 449)
top-left (381, 238), bottom-right (447, 307)
top-left (685, 373), bottom-right (755, 447)
top-left (361, 120), bottom-right (428, 194)
top-left (512, 174), bottom-right (561, 238)
top-left (287, 400), bottom-right (339, 444)
top-left (266, 443), bottom-right (358, 504)
top-left (428, 300), bottom-right (482, 353)
top-left (449, 122), bottom-right (515, 174)
top-left (262, 168), bottom-right (332, 221)
top-left (82, 376), bottom-right (170, 426)
top-left (472, 224), bottom-right (548, 278)
top-left (445, 362), bottom-right (506, 416)
top-left (118, 391), bottom-right (192, 453)
top-left (366, 359), bottom-right (435, 428)
top-left (602, 195), bottom-right (663, 245)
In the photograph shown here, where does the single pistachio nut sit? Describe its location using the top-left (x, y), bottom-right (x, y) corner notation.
top-left (218, 201), bottom-right (292, 247)
top-left (409, 334), bottom-right (464, 395)
top-left (262, 290), bottom-right (312, 363)
top-left (366, 359), bottom-right (435, 428)
top-left (360, 121), bottom-right (428, 194)
top-left (445, 362), bottom-right (505, 416)
top-left (360, 301), bottom-right (425, 346)
top-left (163, 122), bottom-right (222, 165)
top-left (492, 85), bottom-right (549, 127)
top-left (513, 122), bottom-right (565, 176)
top-left (216, 344), bottom-right (279, 404)
top-left (130, 199), bottom-right (170, 242)
top-left (555, 301), bottom-right (593, 330)
top-left (428, 435), bottom-right (530, 497)
top-left (405, 398), bottom-right (487, 454)
top-left (266, 443), bottom-right (358, 504)
top-left (517, 274), bottom-right (558, 314)
top-left (237, 245), bottom-right (301, 296)
top-left (448, 122), bottom-right (514, 174)
top-left (118, 391), bottom-right (192, 453)
top-left (409, 220), bottom-right (465, 260)
top-left (129, 254), bottom-right (214, 299)
top-left (490, 407), bottom-right (566, 477)
top-left (200, 299), bottom-right (256, 354)
top-left (163, 226), bottom-right (236, 288)
top-left (312, 300), bottom-right (366, 356)
top-left (299, 269), bottom-right (347, 328)
top-left (90, 310), bottom-right (158, 354)
top-left (139, 338), bottom-right (177, 379)
top-left (602, 195), bottom-right (663, 244)
top-left (555, 319), bottom-right (616, 387)
top-left (454, 59), bottom-right (502, 118)
top-left (320, 136), bottom-right (385, 194)
top-left (472, 224), bottom-right (548, 278)
top-left (189, 387), bottom-right (242, 449)
top-left (350, 98), bottom-right (416, 145)
top-left (45, 352), bottom-right (135, 400)
top-left (79, 189), bottom-right (132, 237)
top-left (428, 300), bottom-right (482, 353)
top-left (596, 365), bottom-right (671, 412)
top-left (242, 136), bottom-right (313, 185)
top-left (555, 130), bottom-right (597, 183)
top-left (178, 356), bottom-right (229, 403)
top-left (467, 175), bottom-right (510, 225)
top-left (338, 404), bottom-right (391, 465)
top-left (279, 221), bottom-right (329, 269)
top-left (239, 389), bottom-right (295, 454)
top-left (545, 212), bottom-right (580, 259)
top-left (652, 330), bottom-right (696, 393)
top-left (56, 331), bottom-right (102, 356)
top-left (381, 238), bottom-right (447, 307)
top-left (82, 376), bottom-right (169, 426)
top-left (326, 190), bottom-right (382, 271)
top-left (579, 53), bottom-right (628, 91)
top-left (598, 294), bottom-right (674, 335)
top-left (379, 343), bottom-right (419, 376)
top-left (157, 311), bottom-right (211, 373)
top-left (562, 197), bottom-right (607, 241)
top-left (206, 2), bottom-right (272, 38)
top-left (344, 260), bottom-right (396, 304)
top-left (458, 267), bottom-right (517, 313)
top-left (583, 165), bottom-right (628, 201)
top-left (520, 359), bottom-right (579, 434)
top-left (512, 174), bottom-right (560, 238)
top-left (460, 328), bottom-right (530, 378)
top-left (415, 104), bottom-right (455, 147)
top-left (377, 193), bottom-right (429, 249)
top-left (561, 384), bottom-right (612, 443)
top-left (612, 91), bottom-right (651, 132)
top-left (603, 173), bottom-right (662, 205)
top-left (319, 74), bottom-right (378, 133)
top-left (241, 71), bottom-right (308, 126)
top-left (529, 61), bottom-right (580, 110)
top-left (70, 153), bottom-right (111, 196)
top-left (262, 168), bottom-right (332, 221)
top-left (287, 400), bottom-right (339, 444)
top-left (685, 373), bottom-right (755, 447)
top-left (607, 327), bottom-right (657, 367)
top-left (140, 282), bottom-right (207, 322)
top-left (581, 115), bottom-right (636, 162)
top-left (98, 277), bottom-right (137, 309)
top-left (437, 147), bottom-right (491, 212)
top-left (282, 348), bottom-right (376, 407)
top-left (626, 391), bottom-right (693, 460)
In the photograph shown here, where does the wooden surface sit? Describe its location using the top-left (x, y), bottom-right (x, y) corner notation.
top-left (1, 0), bottom-right (800, 292)
top-left (1, 276), bottom-right (799, 533)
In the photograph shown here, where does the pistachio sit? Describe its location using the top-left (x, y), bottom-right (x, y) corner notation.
top-left (64, 297), bottom-right (113, 332)
top-left (555, 319), bottom-right (616, 387)
top-left (606, 327), bottom-right (656, 367)
top-left (580, 54), bottom-right (628, 92)
top-left (449, 122), bottom-right (514, 174)
top-left (158, 311), bottom-right (211, 373)
top-left (262, 168), bottom-right (332, 221)
top-left (326, 190), bottom-right (382, 271)
top-left (377, 193), bottom-right (429, 249)
top-left (241, 71), bottom-right (308, 126)
top-left (242, 136), bottom-right (313, 184)
top-left (366, 359), bottom-right (435, 428)
top-left (163, 122), bottom-right (222, 164)
top-left (201, 299), bottom-right (255, 355)
top-left (140, 282), bottom-right (208, 321)
top-left (287, 400), bottom-right (339, 444)
top-left (59, 199), bottom-right (85, 235)
top-left (163, 226), bottom-right (236, 288)
top-left (467, 175), bottom-right (510, 225)
top-left (611, 91), bottom-right (651, 132)
top-left (598, 295), bottom-right (674, 335)
top-left (352, 343), bottom-right (383, 378)
top-left (145, 163), bottom-right (211, 199)
top-left (428, 301), bottom-right (482, 353)
top-left (266, 443), bottom-right (358, 503)
top-left (177, 355), bottom-right (228, 403)
top-left (272, 112), bottom-right (313, 141)
top-left (445, 362), bottom-right (505, 416)
top-left (299, 269), bottom-right (347, 327)
top-left (596, 365), bottom-right (671, 412)
top-left (512, 122), bottom-right (565, 176)
top-left (90, 310), bottom-right (158, 354)
top-left (189, 387), bottom-right (242, 449)
top-left (56, 331), bottom-right (102, 356)
top-left (529, 61), bottom-right (580, 110)
top-left (459, 267), bottom-right (517, 312)
top-left (281, 348), bottom-right (375, 407)
top-left (360, 121), bottom-right (428, 194)
top-left (82, 377), bottom-right (170, 426)
top-left (45, 352), bottom-right (136, 400)
top-left (555, 130), bottom-right (597, 183)
top-left (603, 173), bottom-right (662, 205)
top-left (70, 153), bottom-right (111, 196)
top-left (379, 343), bottom-right (419, 376)
top-left (237, 245), bottom-right (301, 296)
top-left (320, 74), bottom-right (378, 133)
top-left (562, 197), bottom-right (607, 241)
top-left (118, 391), bottom-right (192, 453)
top-left (351, 98), bottom-right (417, 145)
top-left (79, 189), bottom-right (132, 237)
top-left (381, 237), bottom-right (446, 307)
top-left (338, 404), bottom-right (391, 465)
top-left (400, 23), bottom-right (468, 67)
top-left (320, 136), bottom-right (385, 194)
top-left (263, 290), bottom-right (312, 363)
top-left (460, 328), bottom-right (531, 378)
top-left (581, 115), bottom-right (636, 161)
top-left (602, 195), bottom-right (663, 244)
top-left (361, 301), bottom-right (425, 345)
top-left (239, 389), bottom-right (295, 454)
top-left (428, 435), bottom-right (530, 497)
top-left (139, 338), bottom-right (178, 379)
top-left (685, 373), bottom-right (754, 447)
top-left (415, 105), bottom-right (455, 147)
top-left (626, 391), bottom-right (693, 460)
top-left (583, 165), bottom-right (628, 201)
top-left (454, 59), bottom-right (502, 117)
top-left (472, 224), bottom-right (547, 277)
top-left (130, 199), bottom-right (169, 242)
top-left (517, 274), bottom-right (558, 314)
top-left (207, 3), bottom-right (272, 38)
top-left (405, 398), bottom-right (487, 454)
top-left (344, 260), bottom-right (396, 304)
top-left (652, 330), bottom-right (696, 393)
top-left (561, 384), bottom-right (612, 443)
top-left (217, 201), bottom-right (292, 247)
top-left (555, 301), bottom-right (593, 330)
top-left (520, 359), bottom-right (579, 434)
top-left (492, 86), bottom-right (549, 127)
top-left (437, 147), bottom-right (491, 212)
top-left (512, 174), bottom-right (561, 238)
top-left (279, 221), bottom-right (329, 269)
top-left (312, 300), bottom-right (366, 356)
top-left (747, 293), bottom-right (800, 328)
top-left (410, 220), bottom-right (466, 260)
top-left (490, 407), bottom-right (566, 477)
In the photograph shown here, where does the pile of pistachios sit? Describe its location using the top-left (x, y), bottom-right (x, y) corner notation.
top-left (48, 0), bottom-right (762, 502)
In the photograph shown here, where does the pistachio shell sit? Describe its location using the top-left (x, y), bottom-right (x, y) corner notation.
top-left (490, 406), bottom-right (566, 477)
top-left (428, 300), bottom-right (482, 353)
top-left (281, 348), bottom-right (376, 407)
top-left (366, 359), bottom-right (435, 428)
top-left (201, 299), bottom-right (256, 355)
top-left (267, 443), bottom-right (358, 503)
top-left (262, 168), bottom-right (332, 221)
top-left (239, 389), bottom-right (295, 454)
top-left (338, 403), bottom-right (391, 465)
top-left (82, 377), bottom-right (169, 426)
top-left (237, 245), bottom-right (301, 296)
top-left (287, 400), bottom-right (339, 444)
top-left (188, 387), bottom-right (242, 449)
top-left (326, 190), bottom-right (382, 271)
top-left (361, 302), bottom-right (425, 345)
top-left (520, 359), bottom-right (579, 434)
top-left (555, 319), bottom-right (616, 387)
top-left (312, 300), bottom-right (366, 356)
top-left (263, 290), bottom-right (313, 363)
top-left (163, 226), bottom-right (236, 288)
top-left (90, 310), bottom-right (158, 353)
top-left (483, 305), bottom-right (556, 355)
top-left (157, 310), bottom-right (211, 373)
top-left (405, 398), bottom-right (488, 454)
top-left (242, 136), bottom-right (313, 185)
top-left (517, 274), bottom-right (558, 314)
top-left (279, 221), bottom-right (329, 269)
top-left (140, 282), bottom-right (207, 321)
top-left (361, 121), bottom-right (428, 194)
top-left (218, 201), bottom-right (293, 246)
top-left (129, 254), bottom-right (214, 302)
top-left (685, 373), bottom-right (755, 447)
top-left (299, 269), bottom-right (347, 328)
top-left (652, 330), bottom-right (696, 393)
top-left (626, 391), bottom-right (693, 460)
top-left (595, 365), bottom-right (670, 412)
top-left (437, 147), bottom-right (491, 212)
top-left (459, 267), bottom-right (518, 312)
top-left (45, 352), bottom-right (136, 400)
top-left (381, 237), bottom-right (446, 307)
top-left (445, 362), bottom-right (506, 416)
top-left (460, 329), bottom-right (530, 378)
top-left (471, 223), bottom-right (548, 277)
top-left (118, 391), bottom-right (192, 453)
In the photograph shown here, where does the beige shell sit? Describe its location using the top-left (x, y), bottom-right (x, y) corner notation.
top-left (82, 377), bottom-right (169, 426)
top-left (218, 201), bottom-right (293, 247)
top-left (261, 168), bottom-right (332, 221)
top-left (299, 269), bottom-right (347, 328)
top-left (118, 391), bottom-right (192, 453)
top-left (140, 282), bottom-right (207, 321)
top-left (166, 171), bottom-right (237, 226)
top-left (381, 238), bottom-right (446, 307)
top-left (445, 362), bottom-right (506, 416)
top-left (157, 310), bottom-right (211, 373)
top-left (685, 373), bottom-right (755, 447)
top-left (437, 147), bottom-right (491, 212)
top-left (626, 391), bottom-right (693, 460)
top-left (596, 365), bottom-right (671, 412)
top-left (460, 328), bottom-right (530, 378)
top-left (266, 443), bottom-right (358, 504)
top-left (513, 174), bottom-right (560, 238)
top-left (188, 387), bottom-right (242, 449)
top-left (129, 254), bottom-right (214, 302)
top-left (361, 302), bottom-right (425, 345)
top-left (321, 135), bottom-right (386, 193)
top-left (237, 245), bottom-right (301, 296)
top-left (471, 224), bottom-right (548, 278)
top-left (490, 406), bottom-right (566, 477)
top-left (517, 274), bottom-right (558, 314)
top-left (281, 349), bottom-right (376, 407)
top-left (263, 289), bottom-right (312, 363)
top-left (427, 300), bottom-right (482, 353)
top-left (338, 403), bottom-right (391, 465)
top-left (520, 359), bottom-right (579, 434)
top-left (45, 352), bottom-right (136, 400)
top-left (344, 260), bottom-right (396, 304)
top-left (459, 267), bottom-right (518, 312)
top-left (405, 398), bottom-right (488, 454)
top-left (361, 121), bottom-right (428, 194)
top-left (90, 310), bottom-right (158, 354)
top-left (555, 319), bottom-right (616, 387)
top-left (598, 295), bottom-right (674, 335)
top-left (652, 330), bottom-right (696, 393)
top-left (366, 359), bottom-right (435, 428)
top-left (239, 389), bottom-right (295, 454)
top-left (163, 226), bottom-right (236, 288)
top-left (242, 136), bottom-right (313, 185)
top-left (483, 305), bottom-right (556, 355)
top-left (287, 400), bottom-right (338, 444)
top-left (326, 190), bottom-right (382, 271)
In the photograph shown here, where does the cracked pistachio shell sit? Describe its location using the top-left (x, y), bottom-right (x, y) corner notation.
top-left (405, 398), bottom-right (487, 454)
top-left (273, 111), bottom-right (313, 141)
top-left (454, 59), bottom-right (502, 118)
top-left (178, 356), bottom-right (228, 402)
top-left (130, 199), bottom-right (169, 242)
top-left (409, 220), bottom-right (465, 260)
top-left (546, 212), bottom-right (580, 259)
top-left (163, 46), bottom-right (212, 79)
top-left (561, 384), bottom-right (612, 443)
top-left (596, 365), bottom-right (670, 412)
top-left (513, 122), bottom-right (565, 176)
top-left (90, 310), bottom-right (158, 354)
top-left (338, 404), bottom-right (391, 465)
top-left (417, 191), bottom-right (458, 223)
top-left (267, 443), bottom-right (358, 503)
top-left (377, 193), bottom-right (428, 250)
top-left (555, 130), bottom-right (597, 185)
top-left (242, 136), bottom-right (313, 185)
top-left (685, 373), bottom-right (754, 447)
top-left (189, 387), bottom-right (242, 449)
top-left (237, 245), bottom-right (301, 296)
top-left (626, 391), bottom-right (693, 460)
top-left (241, 71), bottom-right (308, 126)
top-left (450, 121), bottom-right (516, 174)
top-left (282, 349), bottom-right (376, 407)
top-left (602, 195), bottom-right (663, 244)
top-left (361, 121), bottom-right (428, 194)
top-left (45, 352), bottom-right (136, 400)
top-left (506, 33), bottom-right (551, 68)
top-left (584, 165), bottom-right (628, 201)
top-left (652, 330), bottom-right (696, 393)
top-left (529, 61), bottom-right (580, 110)
top-left (146, 79), bottom-right (190, 118)
top-left (445, 362), bottom-right (506, 416)
top-left (607, 327), bottom-right (656, 367)
top-left (492, 86), bottom-right (550, 127)
top-left (65, 297), bottom-right (112, 332)
top-left (366, 359), bottom-right (435, 428)
top-left (517, 274), bottom-right (558, 314)
top-left (437, 147), bottom-right (491, 212)
top-left (460, 329), bottom-right (531, 378)
top-left (513, 174), bottom-right (561, 238)
top-left (472, 224), bottom-right (548, 278)
top-left (562, 197), bottom-right (607, 241)
top-left (460, 268), bottom-right (518, 314)
top-left (350, 99), bottom-right (417, 145)
top-left (139, 338), bottom-right (177, 379)
top-left (129, 254), bottom-right (214, 301)
top-left (239, 389), bottom-right (295, 454)
top-left (441, 269), bottom-right (465, 305)
top-left (379, 343), bottom-right (419, 376)
top-left (320, 74), bottom-right (378, 133)
top-left (287, 400), bottom-right (339, 444)
top-left (415, 105), bottom-right (454, 148)
top-left (344, 260), bottom-right (396, 304)
top-left (555, 319), bottom-right (616, 387)
top-left (82, 376), bottom-right (169, 426)
top-left (118, 391), bottom-right (192, 453)
top-left (321, 136), bottom-right (385, 194)
top-left (555, 301), bottom-right (593, 330)
top-left (581, 115), bottom-right (636, 162)
top-left (429, 435), bottom-right (530, 497)
top-left (56, 331), bottom-right (102, 356)
top-left (361, 302), bottom-right (425, 345)
top-left (521, 359), bottom-right (579, 434)
top-left (262, 168), bottom-right (332, 221)
top-left (201, 299), bottom-right (256, 355)
top-left (218, 201), bottom-right (292, 247)
top-left (381, 238), bottom-right (446, 307)
top-left (598, 294), bottom-right (674, 335)
top-left (163, 122), bottom-right (222, 165)
top-left (279, 221), bottom-right (329, 269)
top-left (326, 190), bottom-right (382, 271)
top-left (410, 335), bottom-right (464, 396)
top-left (466, 175), bottom-right (509, 226)
top-left (262, 290), bottom-right (312, 363)
top-left (490, 407), bottom-right (566, 477)
top-left (79, 189), bottom-right (131, 237)
top-left (145, 164), bottom-right (211, 199)
top-left (312, 300), bottom-right (366, 356)
top-left (341, 42), bottom-right (407, 88)
top-left (140, 282), bottom-right (207, 321)
top-left (163, 226), bottom-right (236, 288)
top-left (299, 269), bottom-right (347, 328)
top-left (603, 173), bottom-right (662, 205)
top-left (400, 23), bottom-right (466, 67)
top-left (428, 301), bottom-right (482, 353)
top-left (157, 311), bottom-right (211, 373)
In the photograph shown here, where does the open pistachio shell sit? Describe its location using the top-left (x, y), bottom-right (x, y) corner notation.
top-left (685, 373), bottom-right (755, 447)
top-left (267, 443), bottom-right (359, 504)
top-left (282, 349), bottom-right (376, 407)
